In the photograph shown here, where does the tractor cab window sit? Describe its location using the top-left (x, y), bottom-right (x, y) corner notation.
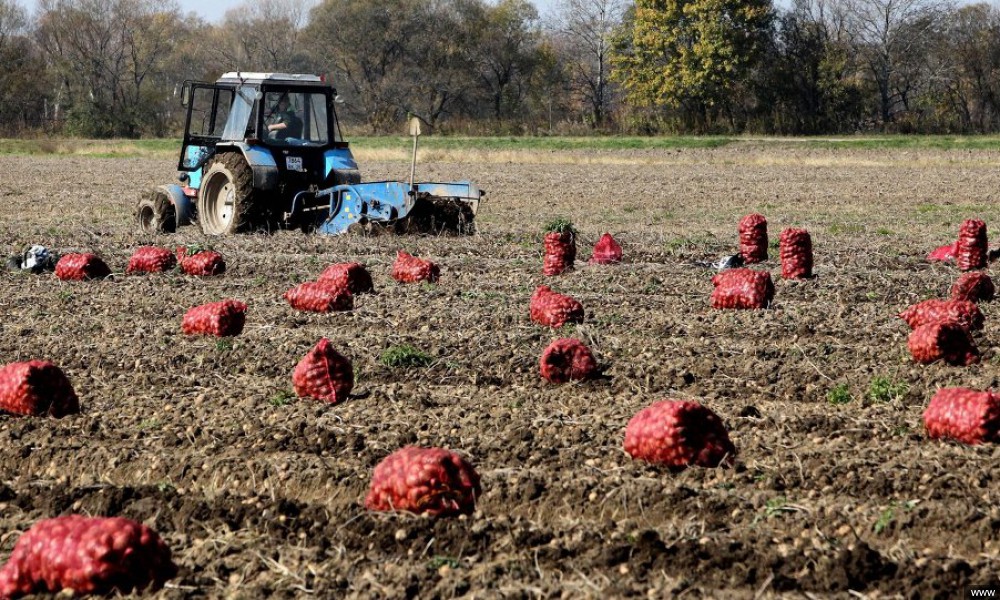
top-left (263, 91), bottom-right (331, 146)
top-left (187, 86), bottom-right (234, 138)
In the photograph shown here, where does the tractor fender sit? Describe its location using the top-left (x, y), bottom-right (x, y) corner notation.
top-left (229, 143), bottom-right (279, 191)
top-left (324, 148), bottom-right (361, 185)
top-left (159, 184), bottom-right (194, 227)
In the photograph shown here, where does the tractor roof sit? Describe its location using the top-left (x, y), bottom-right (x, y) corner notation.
top-left (216, 72), bottom-right (327, 86)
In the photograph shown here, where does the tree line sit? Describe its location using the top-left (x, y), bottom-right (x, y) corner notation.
top-left (1, 0), bottom-right (999, 137)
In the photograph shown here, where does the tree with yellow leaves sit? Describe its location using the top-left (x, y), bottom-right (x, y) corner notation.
top-left (612, 0), bottom-right (773, 129)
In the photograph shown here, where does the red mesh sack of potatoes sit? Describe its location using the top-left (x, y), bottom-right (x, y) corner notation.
top-left (908, 320), bottom-right (980, 366)
top-left (780, 228), bottom-right (813, 279)
top-left (738, 213), bottom-right (768, 264)
top-left (54, 253), bottom-right (111, 281)
top-left (898, 299), bottom-right (983, 332)
top-left (180, 251), bottom-right (226, 276)
top-left (392, 251), bottom-right (439, 283)
top-left (540, 338), bottom-right (600, 383)
top-left (956, 219), bottom-right (987, 271)
top-left (126, 246), bottom-right (177, 274)
top-left (589, 233), bottom-right (622, 265)
top-left (292, 338), bottom-right (353, 403)
top-left (181, 299), bottom-right (247, 337)
top-left (318, 262), bottom-right (374, 295)
top-left (284, 282), bottom-right (353, 313)
top-left (710, 268), bottom-right (774, 309)
top-left (0, 360), bottom-right (79, 418)
top-left (530, 285), bottom-right (584, 328)
top-left (543, 231), bottom-right (576, 276)
top-left (365, 446), bottom-right (481, 516)
top-left (0, 515), bottom-right (176, 598)
top-left (624, 400), bottom-right (736, 469)
top-left (924, 388), bottom-right (1000, 445)
top-left (951, 271), bottom-right (995, 303)
top-left (928, 242), bottom-right (957, 263)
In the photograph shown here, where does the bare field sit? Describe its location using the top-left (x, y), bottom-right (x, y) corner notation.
top-left (0, 145), bottom-right (999, 599)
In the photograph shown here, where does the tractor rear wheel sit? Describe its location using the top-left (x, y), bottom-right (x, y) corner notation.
top-left (198, 152), bottom-right (260, 235)
top-left (136, 189), bottom-right (176, 234)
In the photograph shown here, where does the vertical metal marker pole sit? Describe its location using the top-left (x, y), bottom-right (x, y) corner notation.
top-left (408, 117), bottom-right (421, 191)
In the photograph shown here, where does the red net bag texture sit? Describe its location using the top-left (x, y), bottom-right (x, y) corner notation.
top-left (284, 282), bottom-right (353, 313)
top-left (0, 515), bottom-right (176, 598)
top-left (738, 213), bottom-right (768, 264)
top-left (898, 299), bottom-right (983, 332)
top-left (928, 242), bottom-right (957, 263)
top-left (55, 253), bottom-right (111, 281)
top-left (956, 219), bottom-right (987, 271)
top-left (318, 262), bottom-right (374, 294)
top-left (292, 338), bottom-right (354, 403)
top-left (392, 251), bottom-right (440, 283)
top-left (924, 388), bottom-right (1000, 445)
top-left (907, 321), bottom-right (980, 366)
top-left (126, 246), bottom-right (177, 274)
top-left (543, 231), bottom-right (576, 276)
top-left (951, 272), bottom-right (995, 303)
top-left (530, 285), bottom-right (584, 328)
top-left (780, 228), bottom-right (813, 279)
top-left (181, 299), bottom-right (247, 337)
top-left (0, 360), bottom-right (79, 418)
top-left (710, 269), bottom-right (774, 310)
top-left (589, 233), bottom-right (622, 265)
top-left (539, 338), bottom-right (600, 383)
top-left (624, 400), bottom-right (736, 469)
top-left (365, 446), bottom-right (481, 517)
top-left (180, 251), bottom-right (226, 276)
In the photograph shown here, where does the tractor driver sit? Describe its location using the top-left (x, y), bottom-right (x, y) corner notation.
top-left (266, 93), bottom-right (303, 140)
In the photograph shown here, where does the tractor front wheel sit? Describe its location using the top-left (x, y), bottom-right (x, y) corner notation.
top-left (198, 153), bottom-right (260, 235)
top-left (136, 189), bottom-right (176, 234)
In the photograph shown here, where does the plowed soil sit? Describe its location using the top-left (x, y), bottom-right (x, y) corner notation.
top-left (0, 144), bottom-right (999, 599)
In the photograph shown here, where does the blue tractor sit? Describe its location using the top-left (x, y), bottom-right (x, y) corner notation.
top-left (136, 72), bottom-right (483, 236)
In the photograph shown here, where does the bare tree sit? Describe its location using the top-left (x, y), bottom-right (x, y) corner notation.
top-left (0, 0), bottom-right (26, 52)
top-left (549, 0), bottom-right (626, 127)
top-left (838, 0), bottom-right (952, 124)
top-left (217, 0), bottom-right (316, 72)
top-left (36, 0), bottom-right (186, 136)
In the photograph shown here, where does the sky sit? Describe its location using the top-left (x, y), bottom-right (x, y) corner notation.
top-left (22, 0), bottom-right (561, 23)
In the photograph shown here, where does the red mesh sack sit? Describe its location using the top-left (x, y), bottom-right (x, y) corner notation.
top-left (181, 299), bottom-right (247, 337)
top-left (0, 360), bottom-right (79, 418)
top-left (780, 228), bottom-right (813, 279)
top-left (318, 262), bottom-right (374, 294)
top-left (292, 338), bottom-right (353, 403)
top-left (392, 251), bottom-right (440, 283)
top-left (624, 400), bottom-right (736, 469)
top-left (928, 242), bottom-right (957, 263)
top-left (284, 282), bottom-right (353, 313)
top-left (180, 251), bottom-right (226, 276)
top-left (0, 515), bottom-right (176, 598)
top-left (951, 271), bottom-right (995, 303)
top-left (924, 388), bottom-right (1000, 445)
top-left (540, 338), bottom-right (600, 383)
top-left (589, 233), bottom-right (622, 265)
top-left (738, 213), bottom-right (768, 264)
top-left (126, 246), bottom-right (177, 274)
top-left (710, 268), bottom-right (774, 309)
top-left (543, 231), bottom-right (576, 276)
top-left (956, 219), bottom-right (987, 271)
top-left (54, 253), bottom-right (111, 281)
top-left (365, 446), bottom-right (481, 516)
top-left (908, 320), bottom-right (980, 366)
top-left (530, 285), bottom-right (584, 328)
top-left (898, 299), bottom-right (983, 332)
